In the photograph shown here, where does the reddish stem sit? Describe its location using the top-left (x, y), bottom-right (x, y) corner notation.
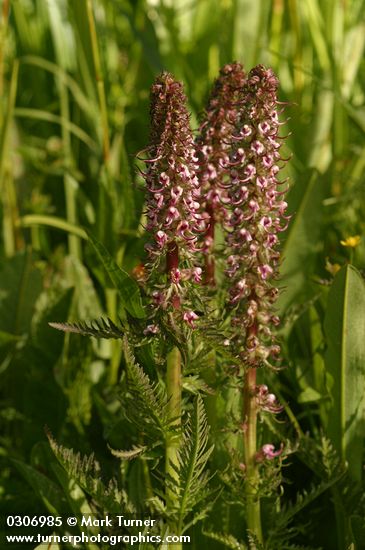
top-left (166, 240), bottom-right (179, 273)
top-left (204, 203), bottom-right (216, 286)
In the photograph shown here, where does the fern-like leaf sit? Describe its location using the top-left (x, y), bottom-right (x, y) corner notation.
top-left (203, 530), bottom-right (247, 550)
top-left (47, 431), bottom-right (134, 514)
top-left (109, 444), bottom-right (147, 460)
top-left (267, 474), bottom-right (344, 546)
top-left (247, 532), bottom-right (266, 550)
top-left (49, 317), bottom-right (124, 339)
top-left (122, 337), bottom-right (171, 441)
top-left (167, 396), bottom-right (215, 533)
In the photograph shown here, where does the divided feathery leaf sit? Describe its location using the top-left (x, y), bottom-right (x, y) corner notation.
top-left (49, 317), bottom-right (124, 339)
top-left (202, 529), bottom-right (247, 550)
top-left (121, 337), bottom-right (171, 441)
top-left (109, 444), bottom-right (148, 460)
top-left (47, 431), bottom-right (133, 514)
top-left (247, 532), bottom-right (266, 549)
top-left (166, 396), bottom-right (215, 533)
top-left (267, 474), bottom-right (345, 545)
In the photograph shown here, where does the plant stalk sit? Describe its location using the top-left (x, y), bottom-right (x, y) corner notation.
top-left (204, 203), bottom-right (215, 286)
top-left (0, 60), bottom-right (20, 257)
top-left (166, 346), bottom-right (182, 548)
top-left (86, 0), bottom-right (110, 164)
top-left (0, 0), bottom-right (10, 108)
top-left (243, 363), bottom-right (263, 543)
top-left (59, 78), bottom-right (82, 259)
top-left (165, 242), bottom-right (182, 548)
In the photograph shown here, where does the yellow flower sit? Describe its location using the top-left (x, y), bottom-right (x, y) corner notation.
top-left (340, 235), bottom-right (361, 248)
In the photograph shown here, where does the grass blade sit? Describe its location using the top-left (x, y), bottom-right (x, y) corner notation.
top-left (324, 264), bottom-right (365, 481)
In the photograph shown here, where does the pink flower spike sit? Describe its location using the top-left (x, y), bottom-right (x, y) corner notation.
top-left (251, 140), bottom-right (265, 155)
top-left (242, 124), bottom-right (252, 137)
top-left (239, 228), bottom-right (252, 242)
top-left (192, 267), bottom-right (203, 283)
top-left (143, 324), bottom-right (160, 335)
top-left (170, 268), bottom-right (181, 284)
top-left (255, 443), bottom-right (283, 463)
top-left (259, 216), bottom-right (272, 231)
top-left (255, 384), bottom-right (283, 413)
top-left (258, 121), bottom-right (271, 135)
top-left (156, 230), bottom-right (168, 248)
top-left (159, 172), bottom-right (170, 186)
top-left (258, 264), bottom-right (273, 280)
top-left (183, 310), bottom-right (199, 328)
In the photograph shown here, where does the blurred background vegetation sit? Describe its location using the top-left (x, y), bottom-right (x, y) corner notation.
top-left (1, 0), bottom-right (365, 548)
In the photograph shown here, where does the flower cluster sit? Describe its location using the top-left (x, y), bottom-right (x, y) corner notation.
top-left (254, 384), bottom-right (283, 414)
top-left (255, 443), bottom-right (284, 463)
top-left (196, 63), bottom-right (246, 284)
top-left (141, 73), bottom-right (206, 326)
top-left (223, 65), bottom-right (290, 367)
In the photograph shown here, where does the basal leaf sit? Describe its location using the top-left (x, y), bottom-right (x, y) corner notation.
top-left (278, 170), bottom-right (324, 315)
top-left (324, 264), bottom-right (365, 481)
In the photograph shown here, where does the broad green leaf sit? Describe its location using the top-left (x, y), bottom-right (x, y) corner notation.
top-left (277, 170), bottom-right (324, 314)
top-left (87, 231), bottom-right (146, 319)
top-left (324, 264), bottom-right (365, 481)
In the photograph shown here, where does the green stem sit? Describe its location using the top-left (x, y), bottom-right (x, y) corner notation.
top-left (0, 0), bottom-right (10, 110)
top-left (164, 241), bottom-right (182, 548)
top-left (86, 0), bottom-right (110, 164)
top-left (332, 486), bottom-right (346, 549)
top-left (106, 288), bottom-right (122, 385)
top-left (166, 346), bottom-right (182, 549)
top-left (243, 366), bottom-right (263, 543)
top-left (0, 60), bottom-right (20, 257)
top-left (59, 79), bottom-right (82, 259)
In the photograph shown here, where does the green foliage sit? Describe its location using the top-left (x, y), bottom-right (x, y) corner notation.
top-left (167, 396), bottom-right (215, 534)
top-left (324, 265), bottom-right (365, 482)
top-left (49, 317), bottom-right (124, 340)
top-left (277, 170), bottom-right (325, 315)
top-left (48, 431), bottom-right (134, 515)
top-left (203, 529), bottom-right (247, 550)
top-left (120, 337), bottom-right (172, 444)
top-left (1, 1), bottom-right (365, 548)
top-left (86, 231), bottom-right (146, 320)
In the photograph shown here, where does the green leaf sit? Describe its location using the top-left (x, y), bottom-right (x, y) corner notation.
top-left (48, 431), bottom-right (131, 515)
top-left (169, 396), bottom-right (214, 534)
top-left (109, 444), bottom-right (148, 460)
top-left (277, 170), bottom-right (325, 314)
top-left (324, 264), bottom-right (365, 481)
top-left (203, 529), bottom-right (247, 550)
top-left (122, 337), bottom-right (170, 440)
top-left (87, 231), bottom-right (146, 319)
top-left (49, 317), bottom-right (124, 340)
